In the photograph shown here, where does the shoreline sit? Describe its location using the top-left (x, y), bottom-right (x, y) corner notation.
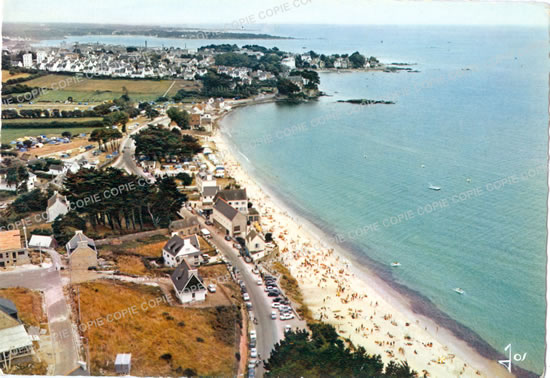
top-left (210, 103), bottom-right (531, 377)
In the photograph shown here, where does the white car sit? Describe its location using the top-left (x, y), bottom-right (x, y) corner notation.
top-left (248, 360), bottom-right (256, 370)
top-left (271, 302), bottom-right (280, 308)
top-left (243, 293), bottom-right (250, 301)
top-left (271, 311), bottom-right (277, 319)
top-left (207, 284), bottom-right (216, 293)
top-left (250, 330), bottom-right (256, 339)
top-left (256, 279), bottom-right (262, 286)
top-left (281, 313), bottom-right (295, 320)
top-left (250, 347), bottom-right (258, 358)
top-left (284, 325), bottom-right (292, 333)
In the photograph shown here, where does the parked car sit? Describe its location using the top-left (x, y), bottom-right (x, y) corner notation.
top-left (243, 293), bottom-right (250, 301)
top-left (271, 302), bottom-right (280, 308)
top-left (250, 348), bottom-right (257, 358)
top-left (246, 301), bottom-right (252, 309)
top-left (272, 297), bottom-right (282, 302)
top-left (284, 325), bottom-right (292, 333)
top-left (271, 311), bottom-right (277, 319)
top-left (233, 243), bottom-right (240, 249)
top-left (256, 280), bottom-right (262, 286)
top-left (207, 284), bottom-right (216, 293)
top-left (248, 360), bottom-right (256, 370)
top-left (224, 235), bottom-right (231, 241)
top-left (267, 291), bottom-right (279, 297)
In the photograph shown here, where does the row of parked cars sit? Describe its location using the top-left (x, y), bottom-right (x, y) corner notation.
top-left (263, 274), bottom-right (295, 321)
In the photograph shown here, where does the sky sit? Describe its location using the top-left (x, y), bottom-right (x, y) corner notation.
top-left (1, 0), bottom-right (548, 27)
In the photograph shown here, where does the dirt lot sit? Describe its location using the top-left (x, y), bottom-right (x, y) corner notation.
top-left (31, 137), bottom-right (94, 158)
top-left (73, 280), bottom-right (240, 376)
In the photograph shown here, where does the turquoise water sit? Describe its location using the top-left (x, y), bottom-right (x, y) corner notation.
top-left (218, 26), bottom-right (548, 374)
top-left (40, 25), bottom-right (548, 374)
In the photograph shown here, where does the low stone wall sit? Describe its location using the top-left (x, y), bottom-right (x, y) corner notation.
top-left (95, 228), bottom-right (170, 246)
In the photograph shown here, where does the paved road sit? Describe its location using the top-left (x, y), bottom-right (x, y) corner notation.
top-left (0, 263), bottom-right (80, 375)
top-left (112, 115), bottom-right (169, 180)
top-left (180, 209), bottom-right (304, 376)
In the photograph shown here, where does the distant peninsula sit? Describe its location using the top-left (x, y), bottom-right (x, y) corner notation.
top-left (337, 99), bottom-right (395, 105)
top-left (2, 22), bottom-right (291, 41)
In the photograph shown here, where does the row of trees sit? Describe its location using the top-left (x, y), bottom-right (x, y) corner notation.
top-left (2, 108), bottom-right (101, 119)
top-left (55, 168), bottom-right (186, 242)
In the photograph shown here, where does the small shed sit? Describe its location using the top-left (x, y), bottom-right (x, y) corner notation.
top-left (115, 353), bottom-right (131, 374)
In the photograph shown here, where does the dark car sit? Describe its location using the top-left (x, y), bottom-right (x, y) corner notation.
top-left (267, 291), bottom-right (279, 297)
top-left (224, 235), bottom-right (231, 241)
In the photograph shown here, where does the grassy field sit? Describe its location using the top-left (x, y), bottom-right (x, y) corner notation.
top-left (1, 117), bottom-right (104, 143)
top-left (2, 70), bottom-right (32, 82)
top-left (0, 287), bottom-right (46, 327)
top-left (22, 75), bottom-right (201, 102)
top-left (75, 280), bottom-right (239, 376)
top-left (1, 127), bottom-right (99, 144)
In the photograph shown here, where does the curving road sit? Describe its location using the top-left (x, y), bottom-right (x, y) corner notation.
top-left (112, 115), bottom-right (169, 180)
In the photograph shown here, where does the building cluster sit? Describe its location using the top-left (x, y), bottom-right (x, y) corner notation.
top-left (10, 43), bottom-right (282, 81)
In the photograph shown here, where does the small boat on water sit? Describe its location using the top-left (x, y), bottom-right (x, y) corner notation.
top-left (391, 262), bottom-right (401, 267)
top-left (428, 184), bottom-right (441, 191)
top-left (453, 288), bottom-right (465, 295)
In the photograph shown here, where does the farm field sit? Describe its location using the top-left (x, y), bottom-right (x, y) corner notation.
top-left (22, 75), bottom-right (201, 102)
top-left (2, 69), bottom-right (32, 82)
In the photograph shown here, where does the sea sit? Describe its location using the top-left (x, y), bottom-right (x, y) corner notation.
top-left (37, 24), bottom-right (548, 374)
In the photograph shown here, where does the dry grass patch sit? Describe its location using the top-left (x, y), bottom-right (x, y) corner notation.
top-left (75, 280), bottom-right (239, 376)
top-left (2, 70), bottom-right (31, 82)
top-left (0, 288), bottom-right (46, 327)
top-left (116, 255), bottom-right (148, 276)
top-left (98, 235), bottom-right (168, 258)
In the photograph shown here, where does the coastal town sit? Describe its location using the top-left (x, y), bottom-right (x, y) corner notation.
top-left (0, 6), bottom-right (538, 378)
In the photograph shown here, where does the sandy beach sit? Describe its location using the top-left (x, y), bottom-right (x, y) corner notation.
top-left (210, 116), bottom-right (513, 377)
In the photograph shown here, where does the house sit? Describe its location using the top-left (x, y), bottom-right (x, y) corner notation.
top-left (246, 229), bottom-right (265, 254)
top-left (200, 114), bottom-right (213, 132)
top-left (0, 299), bottom-right (33, 364)
top-left (47, 164), bottom-right (66, 176)
top-left (115, 353), bottom-right (132, 375)
top-left (46, 192), bottom-right (69, 223)
top-left (0, 169), bottom-right (37, 192)
top-left (0, 230), bottom-right (30, 268)
top-left (171, 260), bottom-right (206, 304)
top-left (248, 208), bottom-right (260, 223)
top-left (196, 172), bottom-right (217, 194)
top-left (65, 231), bottom-right (97, 270)
top-left (202, 185), bottom-right (219, 206)
top-left (213, 198), bottom-right (247, 238)
top-left (28, 235), bottom-right (57, 249)
top-left (215, 189), bottom-right (248, 214)
top-left (169, 216), bottom-right (201, 237)
top-left (190, 113), bottom-right (201, 128)
top-left (162, 234), bottom-right (202, 268)
top-left (65, 161), bottom-right (80, 174)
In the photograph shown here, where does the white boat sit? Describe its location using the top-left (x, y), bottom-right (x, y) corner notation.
top-left (391, 262), bottom-right (401, 267)
top-left (428, 184), bottom-right (441, 191)
top-left (453, 288), bottom-right (465, 295)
